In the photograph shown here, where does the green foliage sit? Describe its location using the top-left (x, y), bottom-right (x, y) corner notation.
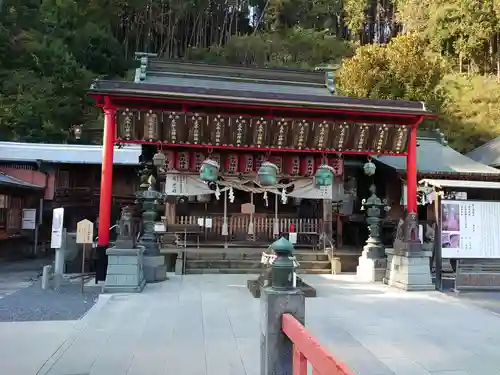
top-left (337, 35), bottom-right (446, 104)
top-left (440, 74), bottom-right (500, 152)
top-left (0, 0), bottom-right (500, 152)
top-left (0, 0), bottom-right (124, 143)
top-left (186, 28), bottom-right (353, 68)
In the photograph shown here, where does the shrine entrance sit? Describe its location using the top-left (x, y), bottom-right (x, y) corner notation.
top-left (88, 56), bottom-right (435, 289)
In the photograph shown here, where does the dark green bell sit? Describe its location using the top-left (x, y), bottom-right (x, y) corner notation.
top-left (199, 159), bottom-right (220, 182)
top-left (314, 164), bottom-right (334, 188)
top-left (257, 161), bottom-right (278, 186)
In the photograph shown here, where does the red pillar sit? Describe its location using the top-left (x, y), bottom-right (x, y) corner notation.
top-left (406, 123), bottom-right (418, 214)
top-left (97, 101), bottom-right (116, 246)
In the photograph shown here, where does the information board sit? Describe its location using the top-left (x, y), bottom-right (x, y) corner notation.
top-left (50, 208), bottom-right (65, 249)
top-left (441, 200), bottom-right (500, 259)
top-left (21, 209), bottom-right (37, 230)
top-left (76, 219), bottom-right (94, 244)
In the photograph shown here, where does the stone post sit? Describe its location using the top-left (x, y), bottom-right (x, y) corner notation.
top-left (261, 237), bottom-right (305, 375)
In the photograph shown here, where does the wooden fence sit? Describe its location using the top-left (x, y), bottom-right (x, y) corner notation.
top-left (175, 215), bottom-right (321, 242)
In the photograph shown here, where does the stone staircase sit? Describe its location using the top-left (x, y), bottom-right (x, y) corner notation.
top-left (184, 250), bottom-right (344, 275)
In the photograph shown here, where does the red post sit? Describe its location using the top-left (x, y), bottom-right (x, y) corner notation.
top-left (406, 123), bottom-right (418, 214)
top-left (97, 100), bottom-right (116, 246)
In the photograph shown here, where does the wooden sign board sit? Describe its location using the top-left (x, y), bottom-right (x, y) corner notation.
top-left (76, 219), bottom-right (94, 244)
top-left (241, 203), bottom-right (255, 214)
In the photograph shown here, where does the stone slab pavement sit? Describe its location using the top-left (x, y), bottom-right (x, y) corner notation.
top-left (2, 274), bottom-right (500, 375)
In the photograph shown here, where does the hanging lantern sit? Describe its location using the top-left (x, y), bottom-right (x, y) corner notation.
top-left (363, 158), bottom-right (376, 176)
top-left (257, 161), bottom-right (278, 186)
top-left (152, 151), bottom-right (166, 167)
top-left (314, 164), bottom-right (335, 188)
top-left (199, 158), bottom-right (220, 182)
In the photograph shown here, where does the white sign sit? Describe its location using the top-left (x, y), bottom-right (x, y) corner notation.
top-left (441, 200), bottom-right (500, 258)
top-left (76, 219), bottom-right (94, 244)
top-left (50, 208), bottom-right (64, 249)
top-left (165, 173), bottom-right (215, 196)
top-left (21, 209), bottom-right (37, 230)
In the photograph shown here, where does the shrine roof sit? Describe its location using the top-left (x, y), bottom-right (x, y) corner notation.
top-left (376, 137), bottom-right (500, 176)
top-left (466, 136), bottom-right (500, 167)
top-left (0, 142), bottom-right (141, 165)
top-left (88, 57), bottom-right (433, 118)
top-left (0, 172), bottom-right (44, 190)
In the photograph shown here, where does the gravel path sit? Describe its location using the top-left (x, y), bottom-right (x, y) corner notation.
top-left (0, 279), bottom-right (99, 322)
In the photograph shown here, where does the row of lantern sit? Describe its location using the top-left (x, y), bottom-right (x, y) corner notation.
top-left (151, 149), bottom-right (343, 176)
top-left (199, 158), bottom-right (337, 188)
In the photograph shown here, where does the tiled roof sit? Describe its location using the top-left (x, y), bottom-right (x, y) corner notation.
top-left (466, 136), bottom-right (500, 167)
top-left (377, 138), bottom-right (500, 175)
top-left (87, 55), bottom-right (432, 117)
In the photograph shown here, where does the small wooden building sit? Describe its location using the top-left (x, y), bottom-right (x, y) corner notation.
top-left (0, 170), bottom-right (44, 255)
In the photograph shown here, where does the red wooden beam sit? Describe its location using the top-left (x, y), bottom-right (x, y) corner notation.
top-left (282, 314), bottom-right (356, 375)
top-left (113, 139), bottom-right (408, 157)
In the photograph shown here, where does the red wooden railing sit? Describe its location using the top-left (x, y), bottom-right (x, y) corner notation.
top-left (282, 314), bottom-right (355, 375)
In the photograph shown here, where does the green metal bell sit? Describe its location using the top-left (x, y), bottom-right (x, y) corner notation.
top-left (314, 164), bottom-right (335, 188)
top-left (199, 159), bottom-right (220, 182)
top-left (257, 161), bottom-right (278, 186)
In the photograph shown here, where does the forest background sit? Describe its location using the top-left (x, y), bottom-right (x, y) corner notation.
top-left (1, 0), bottom-right (499, 152)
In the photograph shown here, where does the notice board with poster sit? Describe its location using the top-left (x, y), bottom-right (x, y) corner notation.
top-left (441, 200), bottom-right (500, 259)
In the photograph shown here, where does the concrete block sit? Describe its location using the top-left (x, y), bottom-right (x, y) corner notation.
top-left (107, 264), bottom-right (139, 275)
top-left (175, 253), bottom-right (184, 275)
top-left (386, 250), bottom-right (435, 291)
top-left (356, 253), bottom-right (387, 282)
top-left (143, 255), bottom-right (167, 282)
top-left (104, 246), bottom-right (146, 293)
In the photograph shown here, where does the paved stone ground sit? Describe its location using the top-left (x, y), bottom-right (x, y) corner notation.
top-left (3, 274), bottom-right (500, 375)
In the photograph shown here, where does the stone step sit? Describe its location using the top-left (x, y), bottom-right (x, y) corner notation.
top-left (185, 268), bottom-right (332, 275)
top-left (185, 259), bottom-right (331, 270)
top-left (186, 260), bottom-right (261, 269)
top-left (186, 268), bottom-right (260, 274)
top-left (185, 251), bottom-right (330, 261)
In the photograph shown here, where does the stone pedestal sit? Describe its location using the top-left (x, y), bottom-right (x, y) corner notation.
top-left (356, 247), bottom-right (387, 282)
top-left (385, 247), bottom-right (435, 291)
top-left (143, 254), bottom-right (167, 282)
top-left (175, 251), bottom-right (183, 275)
top-left (260, 287), bottom-right (305, 375)
top-left (104, 247), bottom-right (146, 293)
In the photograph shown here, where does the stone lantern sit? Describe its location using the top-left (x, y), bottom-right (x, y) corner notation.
top-left (314, 164), bottom-right (335, 188)
top-left (257, 161), bottom-right (279, 186)
top-left (356, 184), bottom-right (391, 282)
top-left (361, 184), bottom-right (391, 257)
top-left (199, 158), bottom-right (220, 182)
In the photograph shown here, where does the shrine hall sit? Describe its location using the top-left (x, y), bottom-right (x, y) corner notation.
top-left (87, 53), bottom-right (437, 290)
